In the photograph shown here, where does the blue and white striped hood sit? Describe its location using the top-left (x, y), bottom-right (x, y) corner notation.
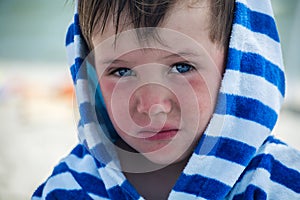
top-left (32, 0), bottom-right (300, 199)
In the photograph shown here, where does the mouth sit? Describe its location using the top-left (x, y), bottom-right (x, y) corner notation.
top-left (138, 128), bottom-right (179, 141)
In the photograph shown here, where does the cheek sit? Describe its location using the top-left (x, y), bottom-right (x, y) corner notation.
top-left (189, 76), bottom-right (212, 109)
top-left (99, 78), bottom-right (137, 135)
top-left (183, 75), bottom-right (219, 141)
top-left (100, 79), bottom-right (115, 107)
top-left (99, 79), bottom-right (130, 120)
top-left (100, 79), bottom-right (125, 136)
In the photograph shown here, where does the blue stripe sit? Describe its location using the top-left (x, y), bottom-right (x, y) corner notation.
top-left (71, 170), bottom-right (109, 198)
top-left (70, 64), bottom-right (77, 83)
top-left (74, 14), bottom-right (82, 35)
top-left (65, 14), bottom-right (82, 47)
top-left (247, 154), bottom-right (300, 193)
top-left (93, 156), bottom-right (105, 169)
top-left (107, 185), bottom-right (140, 200)
top-left (89, 143), bottom-right (113, 166)
top-left (32, 182), bottom-right (45, 198)
top-left (227, 48), bottom-right (285, 96)
top-left (65, 24), bottom-right (74, 46)
top-left (233, 185), bottom-right (267, 200)
top-left (235, 2), bottom-right (279, 42)
top-left (50, 162), bottom-right (109, 198)
top-left (215, 93), bottom-right (278, 130)
top-left (76, 58), bottom-right (88, 81)
top-left (46, 189), bottom-right (93, 200)
top-left (263, 135), bottom-right (287, 146)
top-left (121, 180), bottom-right (141, 200)
top-left (71, 145), bottom-right (105, 169)
top-left (196, 136), bottom-right (256, 165)
top-left (70, 144), bottom-right (89, 158)
top-left (79, 102), bottom-right (97, 124)
top-left (173, 174), bottom-right (230, 199)
top-left (78, 118), bottom-right (84, 127)
top-left (52, 162), bottom-right (70, 177)
top-left (70, 57), bottom-right (85, 83)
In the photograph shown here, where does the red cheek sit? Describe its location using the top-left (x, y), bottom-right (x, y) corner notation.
top-left (187, 76), bottom-right (213, 106)
top-left (99, 79), bottom-right (116, 102)
top-left (188, 76), bottom-right (207, 92)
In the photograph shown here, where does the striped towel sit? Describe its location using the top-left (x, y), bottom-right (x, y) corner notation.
top-left (32, 0), bottom-right (300, 199)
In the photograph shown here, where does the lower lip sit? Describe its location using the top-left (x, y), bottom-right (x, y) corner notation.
top-left (142, 130), bottom-right (178, 141)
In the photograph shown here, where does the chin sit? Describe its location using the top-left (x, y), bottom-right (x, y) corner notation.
top-left (142, 147), bottom-right (191, 166)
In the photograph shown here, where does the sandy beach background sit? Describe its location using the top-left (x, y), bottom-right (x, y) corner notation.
top-left (0, 62), bottom-right (77, 199)
top-left (0, 0), bottom-right (299, 199)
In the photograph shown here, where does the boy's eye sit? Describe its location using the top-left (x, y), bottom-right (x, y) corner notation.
top-left (170, 63), bottom-right (195, 74)
top-left (111, 68), bottom-right (136, 77)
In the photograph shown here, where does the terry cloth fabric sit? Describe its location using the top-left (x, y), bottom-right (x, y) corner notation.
top-left (32, 0), bottom-right (300, 199)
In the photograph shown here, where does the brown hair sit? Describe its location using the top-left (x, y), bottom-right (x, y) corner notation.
top-left (78, 0), bottom-right (235, 50)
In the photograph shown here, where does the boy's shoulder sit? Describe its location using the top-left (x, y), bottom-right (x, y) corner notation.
top-left (32, 144), bottom-right (109, 200)
top-left (227, 136), bottom-right (300, 199)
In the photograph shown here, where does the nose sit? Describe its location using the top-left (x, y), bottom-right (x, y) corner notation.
top-left (132, 84), bottom-right (173, 116)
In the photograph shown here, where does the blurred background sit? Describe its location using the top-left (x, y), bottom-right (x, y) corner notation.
top-left (0, 0), bottom-right (299, 199)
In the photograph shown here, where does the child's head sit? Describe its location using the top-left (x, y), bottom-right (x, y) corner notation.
top-left (78, 0), bottom-right (235, 165)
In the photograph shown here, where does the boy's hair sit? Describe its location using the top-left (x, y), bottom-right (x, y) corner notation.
top-left (78, 0), bottom-right (235, 50)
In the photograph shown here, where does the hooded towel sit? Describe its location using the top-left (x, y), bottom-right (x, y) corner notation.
top-left (32, 0), bottom-right (300, 199)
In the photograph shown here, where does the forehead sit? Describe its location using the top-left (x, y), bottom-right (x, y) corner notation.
top-left (92, 27), bottom-right (212, 66)
top-left (91, 0), bottom-right (211, 48)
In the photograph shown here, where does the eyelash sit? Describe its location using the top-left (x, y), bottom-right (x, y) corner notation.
top-left (109, 62), bottom-right (195, 77)
top-left (170, 62), bottom-right (195, 74)
top-left (110, 67), bottom-right (136, 77)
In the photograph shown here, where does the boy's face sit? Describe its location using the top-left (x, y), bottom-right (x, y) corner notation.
top-left (92, 1), bottom-right (225, 165)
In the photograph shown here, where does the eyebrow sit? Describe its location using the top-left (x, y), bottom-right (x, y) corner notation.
top-left (102, 59), bottom-right (131, 65)
top-left (161, 51), bottom-right (201, 60)
top-left (100, 50), bottom-right (201, 65)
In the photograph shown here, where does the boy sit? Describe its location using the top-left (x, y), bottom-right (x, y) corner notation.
top-left (33, 0), bottom-right (300, 199)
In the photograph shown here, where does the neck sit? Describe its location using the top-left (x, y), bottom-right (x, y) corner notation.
top-left (116, 139), bottom-right (190, 199)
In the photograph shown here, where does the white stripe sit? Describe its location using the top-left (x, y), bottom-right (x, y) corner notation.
top-left (230, 24), bottom-right (284, 70)
top-left (229, 168), bottom-right (300, 199)
top-left (83, 122), bottom-right (108, 148)
top-left (31, 197), bottom-right (41, 200)
top-left (76, 79), bottom-right (90, 104)
top-left (98, 167), bottom-right (126, 189)
top-left (221, 70), bottom-right (283, 112)
top-left (236, 0), bottom-right (274, 17)
top-left (88, 193), bottom-right (110, 200)
top-left (206, 114), bottom-right (270, 148)
top-left (66, 35), bottom-right (87, 68)
top-left (74, 0), bottom-right (78, 14)
top-left (185, 155), bottom-right (244, 186)
top-left (168, 191), bottom-right (199, 200)
top-left (105, 160), bottom-right (122, 171)
top-left (66, 42), bottom-right (75, 66)
top-left (42, 172), bottom-right (81, 198)
top-left (77, 124), bottom-right (87, 144)
top-left (74, 35), bottom-right (87, 59)
top-left (82, 123), bottom-right (118, 164)
top-left (62, 154), bottom-right (100, 177)
top-left (260, 142), bottom-right (300, 172)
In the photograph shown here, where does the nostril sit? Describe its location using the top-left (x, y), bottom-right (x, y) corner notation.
top-left (137, 100), bottom-right (172, 115)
